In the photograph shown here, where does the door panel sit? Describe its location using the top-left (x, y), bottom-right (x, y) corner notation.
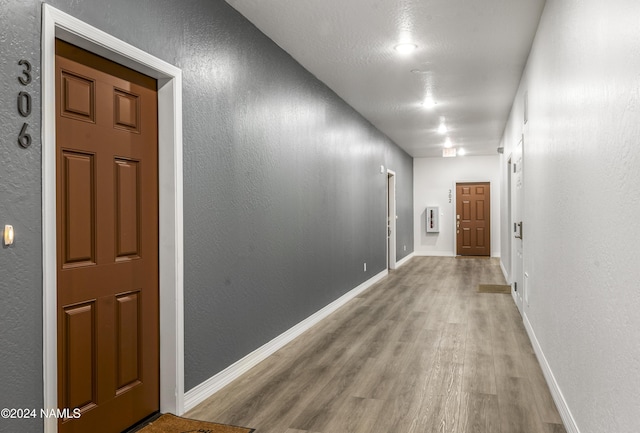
top-left (56, 40), bottom-right (159, 433)
top-left (461, 228), bottom-right (471, 247)
top-left (61, 302), bottom-right (97, 411)
top-left (456, 182), bottom-right (491, 256)
top-left (476, 200), bottom-right (485, 220)
top-left (476, 228), bottom-right (486, 246)
top-left (115, 291), bottom-right (141, 391)
top-left (114, 159), bottom-right (141, 259)
top-left (462, 201), bottom-right (471, 220)
top-left (60, 151), bottom-right (96, 267)
top-left (60, 71), bottom-right (95, 122)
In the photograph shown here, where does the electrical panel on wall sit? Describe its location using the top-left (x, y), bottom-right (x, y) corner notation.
top-left (426, 206), bottom-right (439, 233)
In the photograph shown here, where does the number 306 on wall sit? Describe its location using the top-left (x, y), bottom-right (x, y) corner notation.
top-left (17, 59), bottom-right (32, 148)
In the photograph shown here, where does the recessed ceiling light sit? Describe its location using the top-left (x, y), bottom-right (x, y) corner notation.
top-left (437, 123), bottom-right (448, 134)
top-left (394, 43), bottom-right (417, 54)
top-left (444, 137), bottom-right (452, 148)
top-left (422, 98), bottom-right (437, 109)
top-left (458, 148), bottom-right (466, 156)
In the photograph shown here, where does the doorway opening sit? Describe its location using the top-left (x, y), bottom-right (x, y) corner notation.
top-left (506, 156), bottom-right (512, 278)
top-left (455, 182), bottom-right (491, 256)
top-left (511, 136), bottom-right (525, 314)
top-left (387, 170), bottom-right (396, 270)
top-left (42, 5), bottom-right (184, 432)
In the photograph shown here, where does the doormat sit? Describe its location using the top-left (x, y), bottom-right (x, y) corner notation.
top-left (478, 284), bottom-right (511, 294)
top-left (135, 414), bottom-right (254, 433)
top-left (456, 255), bottom-right (491, 259)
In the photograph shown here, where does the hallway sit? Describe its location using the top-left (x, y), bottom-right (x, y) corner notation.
top-left (187, 257), bottom-right (565, 433)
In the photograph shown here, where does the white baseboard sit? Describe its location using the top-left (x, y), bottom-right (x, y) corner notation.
top-left (523, 314), bottom-right (580, 433)
top-left (500, 259), bottom-right (509, 282)
top-left (413, 250), bottom-right (454, 257)
top-left (395, 252), bottom-right (415, 268)
top-left (414, 251), bottom-right (502, 259)
top-left (182, 269), bottom-right (389, 412)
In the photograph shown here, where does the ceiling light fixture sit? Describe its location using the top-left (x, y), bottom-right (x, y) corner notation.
top-left (422, 97), bottom-right (437, 109)
top-left (458, 148), bottom-right (466, 156)
top-left (394, 43), bottom-right (417, 54)
top-left (444, 137), bottom-right (452, 148)
top-left (437, 123), bottom-right (448, 134)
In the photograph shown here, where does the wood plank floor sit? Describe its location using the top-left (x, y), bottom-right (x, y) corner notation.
top-left (187, 257), bottom-right (566, 433)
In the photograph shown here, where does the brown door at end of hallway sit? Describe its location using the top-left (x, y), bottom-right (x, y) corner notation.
top-left (456, 182), bottom-right (491, 256)
top-left (56, 40), bottom-right (159, 433)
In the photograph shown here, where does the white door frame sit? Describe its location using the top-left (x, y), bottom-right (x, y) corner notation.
top-left (506, 155), bottom-right (513, 281)
top-left (42, 5), bottom-right (184, 432)
top-left (387, 170), bottom-right (397, 270)
top-left (510, 136), bottom-right (524, 314)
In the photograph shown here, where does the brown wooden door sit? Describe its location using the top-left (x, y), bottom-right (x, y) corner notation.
top-left (56, 40), bottom-right (159, 433)
top-left (456, 182), bottom-right (490, 256)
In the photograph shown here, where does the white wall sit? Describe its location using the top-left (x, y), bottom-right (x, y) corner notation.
top-left (414, 155), bottom-right (501, 257)
top-left (500, 1), bottom-right (640, 432)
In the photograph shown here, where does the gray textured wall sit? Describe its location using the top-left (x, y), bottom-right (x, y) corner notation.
top-left (0, 1), bottom-right (45, 433)
top-left (0, 1), bottom-right (412, 430)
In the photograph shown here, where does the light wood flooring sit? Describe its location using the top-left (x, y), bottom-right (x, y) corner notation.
top-left (187, 256), bottom-right (566, 433)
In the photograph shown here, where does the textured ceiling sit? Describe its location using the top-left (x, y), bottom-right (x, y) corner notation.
top-left (226, 0), bottom-right (546, 158)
